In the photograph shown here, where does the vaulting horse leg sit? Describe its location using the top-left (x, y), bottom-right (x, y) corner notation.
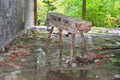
top-left (45, 27), bottom-right (54, 48)
top-left (79, 30), bottom-right (90, 58)
top-left (69, 33), bottom-right (75, 66)
top-left (59, 29), bottom-right (63, 46)
top-left (58, 29), bottom-right (63, 65)
top-left (44, 27), bottom-right (54, 67)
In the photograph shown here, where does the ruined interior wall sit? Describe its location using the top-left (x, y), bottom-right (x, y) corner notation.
top-left (0, 0), bottom-right (34, 48)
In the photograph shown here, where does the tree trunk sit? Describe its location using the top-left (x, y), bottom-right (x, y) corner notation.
top-left (82, 0), bottom-right (86, 20)
top-left (34, 0), bottom-right (37, 25)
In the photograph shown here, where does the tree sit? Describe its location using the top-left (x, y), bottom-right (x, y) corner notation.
top-left (82, 0), bottom-right (86, 20)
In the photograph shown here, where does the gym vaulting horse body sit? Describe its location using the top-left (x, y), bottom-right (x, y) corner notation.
top-left (45, 12), bottom-right (92, 66)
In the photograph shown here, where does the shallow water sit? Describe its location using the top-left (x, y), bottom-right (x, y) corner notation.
top-left (0, 28), bottom-right (120, 80)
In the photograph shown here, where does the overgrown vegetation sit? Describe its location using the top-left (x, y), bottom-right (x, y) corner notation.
top-left (37, 0), bottom-right (120, 28)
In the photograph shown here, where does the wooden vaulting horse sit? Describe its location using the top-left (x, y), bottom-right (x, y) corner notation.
top-left (44, 12), bottom-right (92, 66)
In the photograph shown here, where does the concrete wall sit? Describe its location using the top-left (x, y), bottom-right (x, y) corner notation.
top-left (0, 0), bottom-right (34, 48)
top-left (24, 0), bottom-right (34, 29)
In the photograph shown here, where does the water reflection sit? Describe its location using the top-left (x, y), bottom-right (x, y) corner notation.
top-left (0, 28), bottom-right (120, 80)
top-left (36, 48), bottom-right (45, 66)
top-left (35, 46), bottom-right (120, 80)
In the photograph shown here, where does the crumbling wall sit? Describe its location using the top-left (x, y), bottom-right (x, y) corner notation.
top-left (0, 0), bottom-right (34, 48)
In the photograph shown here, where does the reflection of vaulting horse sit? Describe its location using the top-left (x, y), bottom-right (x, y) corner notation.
top-left (44, 12), bottom-right (92, 66)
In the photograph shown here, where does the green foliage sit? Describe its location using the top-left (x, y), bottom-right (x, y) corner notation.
top-left (105, 14), bottom-right (120, 27)
top-left (37, 0), bottom-right (56, 25)
top-left (37, 0), bottom-right (120, 27)
top-left (63, 0), bottom-right (82, 18)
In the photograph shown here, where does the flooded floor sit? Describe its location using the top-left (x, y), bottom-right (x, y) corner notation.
top-left (0, 27), bottom-right (120, 80)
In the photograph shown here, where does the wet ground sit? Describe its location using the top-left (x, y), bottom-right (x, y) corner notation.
top-left (0, 27), bottom-right (120, 80)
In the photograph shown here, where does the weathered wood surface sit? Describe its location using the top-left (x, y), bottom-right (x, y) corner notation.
top-left (47, 12), bottom-right (92, 33)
